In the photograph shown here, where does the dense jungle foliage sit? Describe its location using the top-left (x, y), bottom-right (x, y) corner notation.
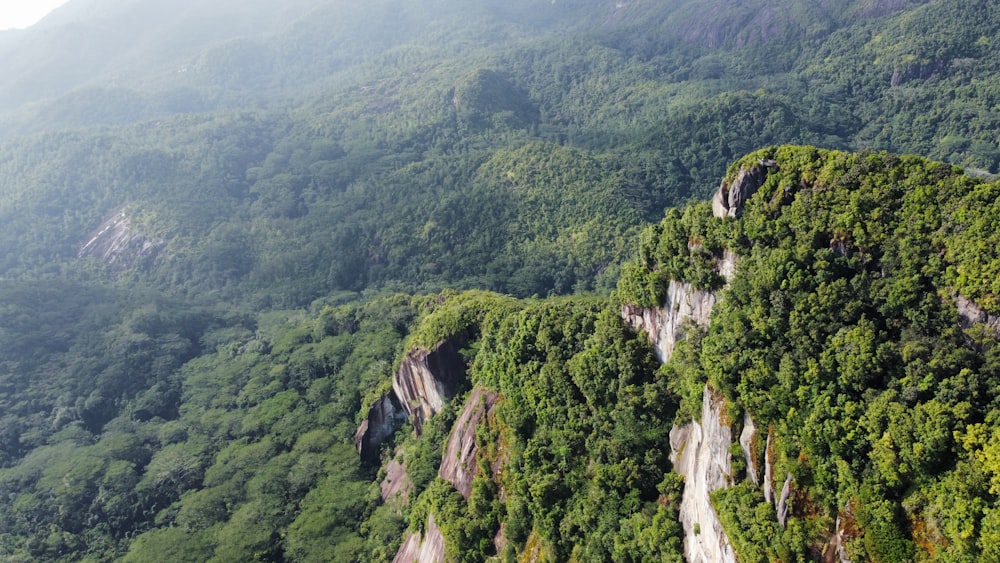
top-left (619, 145), bottom-right (1000, 561)
top-left (3, 0), bottom-right (1000, 560)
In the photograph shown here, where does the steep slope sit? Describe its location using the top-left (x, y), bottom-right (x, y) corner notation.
top-left (379, 145), bottom-right (1000, 563)
top-left (619, 145), bottom-right (1000, 561)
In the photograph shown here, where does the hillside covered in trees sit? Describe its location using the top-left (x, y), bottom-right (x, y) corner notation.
top-left (2, 0), bottom-right (1000, 561)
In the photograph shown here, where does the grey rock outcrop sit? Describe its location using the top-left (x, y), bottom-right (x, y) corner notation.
top-left (378, 336), bottom-right (474, 561)
top-left (356, 334), bottom-right (471, 459)
top-left (78, 207), bottom-right (165, 271)
top-left (393, 336), bottom-right (469, 435)
top-left (764, 430), bottom-right (775, 505)
top-left (739, 412), bottom-right (759, 487)
top-left (956, 295), bottom-right (1000, 335)
top-left (380, 452), bottom-right (412, 503)
top-left (712, 164), bottom-right (769, 219)
top-left (393, 514), bottom-right (445, 563)
top-left (355, 393), bottom-right (407, 463)
top-left (670, 386), bottom-right (737, 563)
top-left (824, 514), bottom-right (855, 563)
top-left (622, 245), bottom-right (736, 364)
top-left (777, 473), bottom-right (793, 528)
top-left (759, 426), bottom-right (794, 528)
top-left (439, 387), bottom-right (499, 499)
top-left (621, 241), bottom-right (751, 563)
top-left (717, 248), bottom-right (738, 282)
top-left (622, 281), bottom-right (718, 363)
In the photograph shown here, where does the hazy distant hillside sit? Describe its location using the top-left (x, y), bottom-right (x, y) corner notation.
top-left (0, 0), bottom-right (597, 135)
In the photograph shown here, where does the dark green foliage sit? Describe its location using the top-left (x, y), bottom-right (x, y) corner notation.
top-left (404, 296), bottom-right (684, 561)
top-left (711, 483), bottom-right (781, 562)
top-left (0, 294), bottom-right (417, 560)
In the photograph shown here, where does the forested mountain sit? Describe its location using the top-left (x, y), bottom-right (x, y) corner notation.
top-left (2, 0), bottom-right (1000, 561)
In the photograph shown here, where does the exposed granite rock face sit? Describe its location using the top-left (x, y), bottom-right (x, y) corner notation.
top-left (621, 239), bottom-right (744, 562)
top-left (393, 514), bottom-right (445, 563)
top-left (670, 386), bottom-right (737, 563)
top-left (393, 336), bottom-right (469, 435)
top-left (712, 164), bottom-right (769, 219)
top-left (78, 207), bottom-right (165, 271)
top-left (380, 451), bottom-right (412, 503)
top-left (378, 336), bottom-right (475, 562)
top-left (355, 393), bottom-right (407, 463)
top-left (439, 387), bottom-right (499, 499)
top-left (739, 412), bottom-right (759, 487)
top-left (717, 248), bottom-right (738, 282)
top-left (777, 473), bottom-right (793, 528)
top-left (493, 524), bottom-right (507, 555)
top-left (622, 246), bottom-right (737, 364)
top-left (956, 295), bottom-right (1000, 335)
top-left (764, 429), bottom-right (775, 505)
top-left (759, 426), bottom-right (794, 528)
top-left (622, 281), bottom-right (718, 363)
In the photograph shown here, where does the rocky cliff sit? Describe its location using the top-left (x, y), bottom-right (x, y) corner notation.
top-left (670, 386), bottom-right (738, 563)
top-left (393, 336), bottom-right (469, 435)
top-left (393, 514), bottom-right (446, 563)
top-left (355, 334), bottom-right (471, 460)
top-left (739, 412), bottom-right (759, 487)
top-left (621, 241), bottom-right (735, 364)
top-left (622, 211), bottom-right (747, 561)
top-left (390, 388), bottom-right (499, 562)
top-left (623, 255), bottom-right (739, 562)
top-left (78, 207), bottom-right (165, 271)
top-left (380, 453), bottom-right (412, 504)
top-left (354, 394), bottom-right (407, 463)
top-left (439, 387), bottom-right (499, 499)
top-left (622, 280), bottom-right (718, 363)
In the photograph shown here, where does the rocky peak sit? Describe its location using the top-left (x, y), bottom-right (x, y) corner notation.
top-left (712, 163), bottom-right (770, 218)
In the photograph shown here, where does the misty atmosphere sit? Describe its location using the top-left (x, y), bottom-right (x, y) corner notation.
top-left (2, 0), bottom-right (1000, 561)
